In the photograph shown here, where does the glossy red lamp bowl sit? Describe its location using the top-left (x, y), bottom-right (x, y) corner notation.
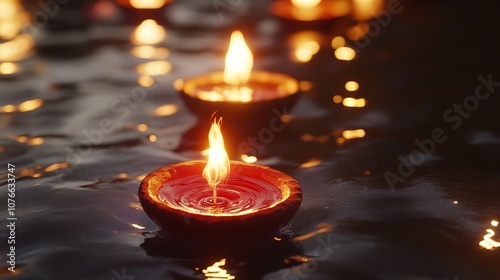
top-left (139, 160), bottom-right (302, 236)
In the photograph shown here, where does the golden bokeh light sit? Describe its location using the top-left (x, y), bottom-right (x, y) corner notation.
top-left (149, 134), bottom-right (157, 142)
top-left (334, 46), bottom-right (356, 61)
top-left (0, 62), bottom-right (19, 75)
top-left (332, 95), bottom-right (343, 103)
top-left (131, 19), bottom-right (166, 45)
top-left (154, 104), bottom-right (178, 116)
top-left (18, 99), bottom-right (44, 112)
top-left (202, 259), bottom-right (235, 280)
top-left (345, 81), bottom-right (359, 92)
top-left (136, 61), bottom-right (171, 76)
top-left (299, 158), bottom-right (322, 169)
top-left (331, 36), bottom-right (346, 49)
top-left (342, 129), bottom-right (366, 139)
top-left (342, 97), bottom-right (366, 107)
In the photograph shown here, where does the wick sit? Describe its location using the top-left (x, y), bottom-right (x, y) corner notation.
top-left (212, 186), bottom-right (217, 207)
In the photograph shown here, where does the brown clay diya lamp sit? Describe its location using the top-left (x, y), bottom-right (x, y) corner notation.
top-left (178, 30), bottom-right (300, 123)
top-left (139, 118), bottom-right (302, 235)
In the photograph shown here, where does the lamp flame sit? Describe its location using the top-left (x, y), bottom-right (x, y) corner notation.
top-left (291, 0), bottom-right (321, 8)
top-left (130, 0), bottom-right (166, 9)
top-left (223, 30), bottom-right (253, 87)
top-left (203, 118), bottom-right (230, 207)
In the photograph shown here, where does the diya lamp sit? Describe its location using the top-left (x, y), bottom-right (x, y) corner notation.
top-left (270, 0), bottom-right (351, 30)
top-left (177, 30), bottom-right (300, 127)
top-left (139, 118), bottom-right (302, 236)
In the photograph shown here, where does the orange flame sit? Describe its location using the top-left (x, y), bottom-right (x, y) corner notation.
top-left (224, 30), bottom-right (253, 87)
top-left (291, 0), bottom-right (321, 8)
top-left (202, 118), bottom-right (230, 206)
top-left (129, 0), bottom-right (166, 9)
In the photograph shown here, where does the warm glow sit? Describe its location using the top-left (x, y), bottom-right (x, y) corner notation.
top-left (352, 0), bottom-right (384, 21)
top-left (289, 31), bottom-right (322, 63)
top-left (0, 34), bottom-right (35, 61)
top-left (334, 46), bottom-right (356, 61)
top-left (28, 137), bottom-right (44, 146)
top-left (342, 129), bottom-right (366, 139)
top-left (154, 104), bottom-right (178, 116)
top-left (131, 46), bottom-right (169, 59)
top-left (479, 219), bottom-right (500, 250)
top-left (203, 118), bottom-right (230, 206)
top-left (291, 0), bottom-right (321, 9)
top-left (241, 154), bottom-right (257, 163)
top-left (342, 97), bottom-right (366, 107)
top-left (138, 76), bottom-right (155, 87)
top-left (347, 22), bottom-right (369, 41)
top-left (224, 30), bottom-right (253, 88)
top-left (131, 223), bottom-right (146, 229)
top-left (18, 99), bottom-right (44, 112)
top-left (136, 61), bottom-right (171, 76)
top-left (202, 259), bottom-right (235, 280)
top-left (331, 36), bottom-right (346, 49)
top-left (131, 19), bottom-right (166, 45)
top-left (0, 62), bottom-right (19, 75)
top-left (137, 124), bottom-right (148, 132)
top-left (332, 95), bottom-right (343, 103)
top-left (299, 158), bottom-right (322, 169)
top-left (130, 0), bottom-right (166, 9)
top-left (149, 135), bottom-right (157, 142)
top-left (345, 81), bottom-right (359, 91)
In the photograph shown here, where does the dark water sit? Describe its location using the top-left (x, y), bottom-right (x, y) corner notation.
top-left (1, 0), bottom-right (500, 279)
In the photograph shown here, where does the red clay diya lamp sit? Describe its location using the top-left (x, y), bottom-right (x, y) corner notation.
top-left (270, 0), bottom-right (351, 25)
top-left (178, 30), bottom-right (300, 124)
top-left (139, 118), bottom-right (302, 235)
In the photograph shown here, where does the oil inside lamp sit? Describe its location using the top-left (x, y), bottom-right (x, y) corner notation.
top-left (179, 30), bottom-right (300, 123)
top-left (139, 117), bottom-right (302, 235)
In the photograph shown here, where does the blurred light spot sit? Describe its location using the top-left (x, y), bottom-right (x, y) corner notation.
top-left (28, 137), bottom-right (44, 146)
top-left (91, 0), bottom-right (116, 19)
top-left (16, 136), bottom-right (28, 143)
top-left (137, 123), bottom-right (148, 132)
top-left (18, 99), bottom-right (43, 112)
top-left (130, 0), bottom-right (166, 9)
top-left (136, 61), bottom-right (171, 76)
top-left (291, 0), bottom-right (321, 8)
top-left (347, 22), bottom-right (369, 41)
top-left (0, 62), bottom-right (19, 74)
top-left (289, 31), bottom-right (322, 63)
top-left (129, 202), bottom-right (143, 210)
top-left (334, 46), bottom-right (356, 61)
top-left (274, 237), bottom-right (282, 241)
top-left (44, 162), bottom-right (70, 172)
top-left (0, 34), bottom-right (35, 61)
top-left (202, 259), bottom-right (235, 280)
top-left (331, 36), bottom-right (346, 49)
top-left (453, 201), bottom-right (458, 204)
top-left (280, 114), bottom-right (294, 124)
top-left (131, 19), bottom-right (166, 45)
top-left (131, 223), bottom-right (146, 229)
top-left (332, 95), bottom-right (343, 103)
top-left (118, 173), bottom-right (128, 178)
top-left (299, 158), bottom-right (322, 169)
top-left (285, 255), bottom-right (311, 264)
top-left (149, 135), bottom-right (157, 142)
top-left (131, 45), bottom-right (169, 59)
top-left (345, 81), bottom-right (359, 92)
top-left (364, 170), bottom-right (371, 176)
top-left (352, 0), bottom-right (384, 21)
top-left (342, 97), bottom-right (366, 107)
top-left (299, 81), bottom-right (313, 91)
top-left (201, 149), bottom-right (210, 156)
top-left (301, 134), bottom-right (329, 143)
top-left (479, 219), bottom-right (500, 250)
top-left (336, 137), bottom-right (345, 144)
top-left (241, 154), bottom-right (257, 163)
top-left (342, 129), bottom-right (365, 139)
top-left (154, 104), bottom-right (178, 116)
top-left (138, 75), bottom-right (155, 87)
top-left (1, 104), bottom-right (16, 113)
top-left (292, 223), bottom-right (334, 242)
top-left (173, 79), bottom-right (184, 91)
top-left (0, 146), bottom-right (4, 153)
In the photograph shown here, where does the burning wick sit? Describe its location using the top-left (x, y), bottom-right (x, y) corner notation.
top-left (202, 118), bottom-right (230, 209)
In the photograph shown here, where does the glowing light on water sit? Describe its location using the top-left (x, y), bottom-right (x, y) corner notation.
top-left (131, 19), bottom-right (166, 45)
top-left (291, 0), bottom-right (321, 9)
top-left (154, 104), bottom-right (178, 116)
top-left (0, 62), bottom-right (19, 74)
top-left (342, 97), bottom-right (366, 107)
top-left (479, 219), bottom-right (500, 250)
top-left (331, 36), bottom-right (346, 49)
top-left (342, 129), bottom-right (366, 139)
top-left (299, 158), bottom-right (322, 169)
top-left (202, 259), bottom-right (235, 280)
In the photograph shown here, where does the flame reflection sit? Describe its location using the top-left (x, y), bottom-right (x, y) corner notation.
top-left (241, 154), bottom-right (257, 163)
top-left (0, 99), bottom-right (43, 113)
top-left (345, 81), bottom-right (359, 91)
top-left (289, 31), bottom-right (322, 63)
top-left (202, 259), bottom-right (235, 280)
top-left (154, 104), bottom-right (178, 116)
top-left (479, 219), bottom-right (500, 250)
top-left (131, 19), bottom-right (166, 45)
top-left (342, 97), bottom-right (366, 107)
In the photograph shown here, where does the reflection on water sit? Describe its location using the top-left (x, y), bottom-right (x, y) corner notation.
top-left (342, 97), bottom-right (366, 107)
top-left (345, 80), bottom-right (359, 92)
top-left (202, 259), bottom-right (236, 280)
top-left (0, 99), bottom-right (43, 113)
top-left (479, 220), bottom-right (500, 250)
top-left (0, 62), bottom-right (19, 75)
top-left (131, 19), bottom-right (166, 45)
top-left (154, 104), bottom-right (178, 116)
